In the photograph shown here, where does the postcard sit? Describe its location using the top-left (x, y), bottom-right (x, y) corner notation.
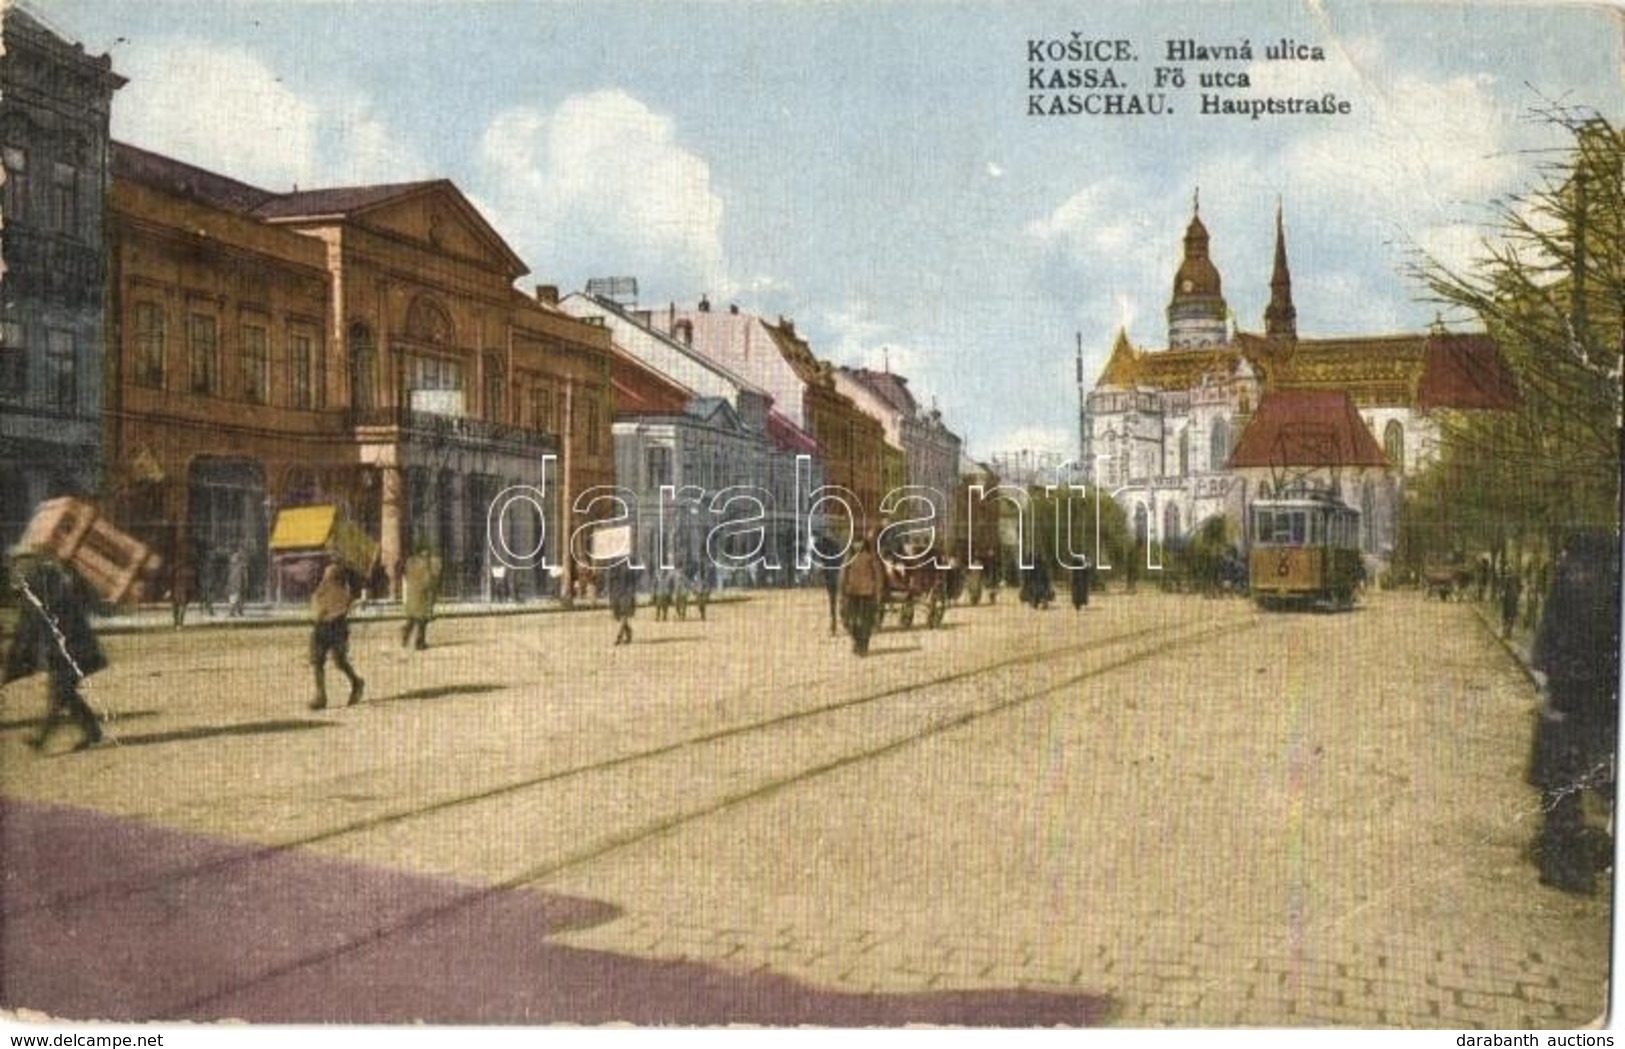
top-left (0, 0), bottom-right (1620, 1036)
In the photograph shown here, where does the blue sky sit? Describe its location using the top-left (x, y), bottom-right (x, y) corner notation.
top-left (39, 0), bottom-right (1625, 458)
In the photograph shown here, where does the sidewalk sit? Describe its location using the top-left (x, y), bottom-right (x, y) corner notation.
top-left (93, 592), bottom-right (749, 635)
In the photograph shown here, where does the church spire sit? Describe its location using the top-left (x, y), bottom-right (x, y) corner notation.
top-left (1264, 200), bottom-right (1297, 341)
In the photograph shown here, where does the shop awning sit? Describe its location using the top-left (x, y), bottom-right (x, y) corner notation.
top-left (269, 505), bottom-right (337, 551)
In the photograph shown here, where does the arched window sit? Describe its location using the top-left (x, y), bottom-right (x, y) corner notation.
top-left (1384, 420), bottom-right (1405, 474)
top-left (1178, 427), bottom-right (1190, 477)
top-left (1209, 417), bottom-right (1231, 471)
top-left (349, 323), bottom-right (378, 413)
top-left (1163, 502), bottom-right (1181, 543)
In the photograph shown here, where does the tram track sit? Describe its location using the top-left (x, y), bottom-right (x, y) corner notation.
top-left (144, 612), bottom-right (1265, 1021)
top-left (8, 613), bottom-right (1184, 918)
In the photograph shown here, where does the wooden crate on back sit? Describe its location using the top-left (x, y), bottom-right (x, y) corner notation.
top-left (20, 497), bottom-right (163, 605)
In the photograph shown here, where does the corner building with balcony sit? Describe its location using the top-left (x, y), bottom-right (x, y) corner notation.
top-left (105, 142), bottom-right (614, 600)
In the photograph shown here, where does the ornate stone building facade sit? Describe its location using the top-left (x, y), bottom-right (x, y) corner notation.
top-left (0, 6), bottom-right (124, 548)
top-left (1082, 203), bottom-right (1511, 558)
top-left (105, 143), bottom-right (613, 599)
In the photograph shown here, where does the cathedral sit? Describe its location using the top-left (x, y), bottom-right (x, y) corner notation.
top-left (1080, 199), bottom-right (1514, 561)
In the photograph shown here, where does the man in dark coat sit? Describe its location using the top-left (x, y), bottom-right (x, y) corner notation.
top-left (841, 536), bottom-right (885, 656)
top-left (607, 560), bottom-right (639, 646)
top-left (1530, 530), bottom-right (1621, 894)
top-left (4, 553), bottom-right (107, 752)
top-left (815, 534), bottom-right (843, 636)
top-left (1069, 556), bottom-right (1092, 610)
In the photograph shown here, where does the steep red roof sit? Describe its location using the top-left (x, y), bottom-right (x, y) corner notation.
top-left (611, 348), bottom-right (692, 417)
top-left (1229, 389), bottom-right (1387, 469)
top-left (1416, 333), bottom-right (1521, 411)
top-left (767, 410), bottom-right (820, 455)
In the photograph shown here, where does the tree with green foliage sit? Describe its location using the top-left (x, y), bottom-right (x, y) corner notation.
top-left (1407, 108), bottom-right (1621, 573)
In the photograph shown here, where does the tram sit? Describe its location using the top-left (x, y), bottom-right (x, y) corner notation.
top-left (1247, 491), bottom-right (1363, 610)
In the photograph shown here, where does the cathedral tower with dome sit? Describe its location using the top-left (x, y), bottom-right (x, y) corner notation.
top-left (1080, 197), bottom-right (1517, 562)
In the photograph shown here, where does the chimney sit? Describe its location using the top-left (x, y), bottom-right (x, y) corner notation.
top-left (779, 316), bottom-right (795, 336)
top-left (729, 303), bottom-right (739, 315)
top-left (698, 294), bottom-right (712, 313)
top-left (535, 284), bottom-right (559, 306)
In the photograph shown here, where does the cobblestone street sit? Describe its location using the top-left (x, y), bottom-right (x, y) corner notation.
top-left (0, 588), bottom-right (1610, 1026)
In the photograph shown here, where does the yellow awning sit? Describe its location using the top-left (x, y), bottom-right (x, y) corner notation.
top-left (269, 505), bottom-right (337, 551)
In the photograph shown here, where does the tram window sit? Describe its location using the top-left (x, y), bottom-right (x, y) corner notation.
top-left (1289, 513), bottom-right (1306, 545)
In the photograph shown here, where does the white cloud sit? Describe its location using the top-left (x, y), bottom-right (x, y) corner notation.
top-left (113, 40), bottom-right (319, 189)
top-left (111, 38), bottom-right (424, 191)
top-left (476, 90), bottom-right (728, 297)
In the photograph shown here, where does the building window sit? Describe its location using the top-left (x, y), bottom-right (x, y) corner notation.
top-left (2, 148), bottom-right (28, 224)
top-left (241, 323), bottom-right (268, 403)
top-left (531, 385), bottom-right (553, 433)
top-left (1209, 418), bottom-right (1231, 471)
top-left (348, 323), bottom-right (376, 412)
top-left (45, 329), bottom-right (75, 410)
top-left (51, 163), bottom-right (77, 235)
top-left (647, 446), bottom-right (672, 490)
top-left (133, 302), bottom-right (165, 388)
top-left (0, 320), bottom-right (26, 398)
top-left (290, 329), bottom-right (313, 409)
top-left (188, 313), bottom-right (219, 395)
top-left (1384, 420), bottom-right (1405, 474)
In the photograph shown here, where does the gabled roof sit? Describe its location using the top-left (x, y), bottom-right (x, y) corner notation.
top-left (1416, 333), bottom-right (1521, 411)
top-left (611, 347), bottom-right (692, 418)
top-left (1228, 389), bottom-right (1387, 469)
top-left (840, 367), bottom-right (917, 417)
top-left (767, 410), bottom-right (820, 455)
top-left (686, 396), bottom-right (744, 431)
top-left (110, 142), bottom-right (529, 277)
top-left (250, 181), bottom-right (437, 220)
top-left (571, 294), bottom-right (772, 398)
top-left (112, 141), bottom-right (276, 214)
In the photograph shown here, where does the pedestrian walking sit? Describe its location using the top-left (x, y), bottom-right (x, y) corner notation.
top-left (309, 563), bottom-right (364, 710)
top-left (608, 560), bottom-right (639, 646)
top-left (1529, 530), bottom-right (1620, 895)
top-left (400, 546), bottom-right (443, 651)
top-left (1022, 558), bottom-right (1054, 609)
top-left (1069, 556), bottom-right (1092, 610)
top-left (841, 535), bottom-right (884, 656)
top-left (3, 549), bottom-right (108, 752)
top-left (655, 567), bottom-right (674, 622)
top-left (170, 558), bottom-right (195, 628)
top-left (226, 547), bottom-right (249, 618)
top-left (1499, 569), bottom-right (1522, 640)
top-left (694, 564), bottom-right (712, 621)
top-left (674, 569), bottom-right (690, 620)
top-left (816, 534), bottom-right (843, 635)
